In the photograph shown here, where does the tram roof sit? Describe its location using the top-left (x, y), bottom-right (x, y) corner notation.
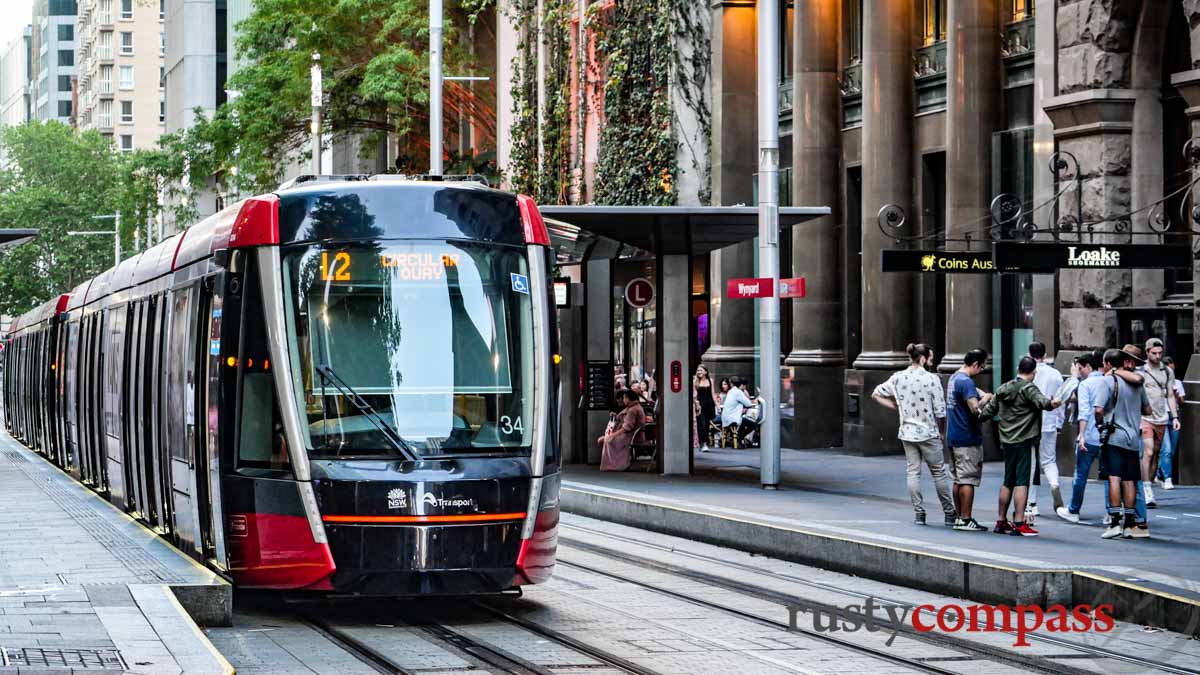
top-left (539, 206), bottom-right (830, 260)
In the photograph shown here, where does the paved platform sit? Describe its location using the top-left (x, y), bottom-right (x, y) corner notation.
top-left (560, 446), bottom-right (1200, 637)
top-left (0, 431), bottom-right (232, 674)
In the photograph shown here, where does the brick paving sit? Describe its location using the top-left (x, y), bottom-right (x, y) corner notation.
top-left (0, 432), bottom-right (229, 674)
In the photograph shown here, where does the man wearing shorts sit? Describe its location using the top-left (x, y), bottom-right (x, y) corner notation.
top-left (1138, 338), bottom-right (1179, 508)
top-left (1098, 348), bottom-right (1151, 539)
top-left (945, 348), bottom-right (992, 532)
top-left (978, 356), bottom-right (1061, 537)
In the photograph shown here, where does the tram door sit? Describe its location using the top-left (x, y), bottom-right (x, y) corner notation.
top-left (198, 278), bottom-right (228, 569)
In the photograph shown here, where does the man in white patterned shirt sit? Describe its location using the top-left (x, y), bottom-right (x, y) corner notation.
top-left (872, 343), bottom-right (957, 526)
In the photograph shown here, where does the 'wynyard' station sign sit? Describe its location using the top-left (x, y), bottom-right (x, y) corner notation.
top-left (992, 242), bottom-right (1192, 273)
top-left (884, 244), bottom-right (1192, 274)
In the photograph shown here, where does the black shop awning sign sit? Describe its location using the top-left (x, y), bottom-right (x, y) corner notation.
top-left (993, 242), bottom-right (1193, 273)
top-left (881, 249), bottom-right (995, 274)
top-left (884, 244), bottom-right (1193, 274)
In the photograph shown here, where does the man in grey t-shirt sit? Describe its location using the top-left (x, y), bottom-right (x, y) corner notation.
top-left (1097, 348), bottom-right (1151, 540)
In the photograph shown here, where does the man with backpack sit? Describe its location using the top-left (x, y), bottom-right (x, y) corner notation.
top-left (1096, 347), bottom-right (1152, 539)
top-left (977, 356), bottom-right (1062, 537)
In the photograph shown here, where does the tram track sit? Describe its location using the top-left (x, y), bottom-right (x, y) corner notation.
top-left (298, 600), bottom-right (661, 675)
top-left (553, 556), bottom-right (963, 675)
top-left (560, 521), bottom-right (1198, 675)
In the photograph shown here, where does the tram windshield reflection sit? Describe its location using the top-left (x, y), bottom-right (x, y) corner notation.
top-left (281, 240), bottom-right (536, 458)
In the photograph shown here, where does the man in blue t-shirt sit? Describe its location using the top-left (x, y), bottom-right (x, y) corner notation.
top-left (945, 348), bottom-right (993, 532)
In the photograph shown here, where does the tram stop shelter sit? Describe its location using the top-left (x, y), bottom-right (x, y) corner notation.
top-left (0, 229), bottom-right (37, 252)
top-left (541, 206), bottom-right (829, 476)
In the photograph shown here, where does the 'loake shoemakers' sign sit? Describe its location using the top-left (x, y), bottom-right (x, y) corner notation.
top-left (881, 250), bottom-right (995, 274)
top-left (993, 242), bottom-right (1192, 273)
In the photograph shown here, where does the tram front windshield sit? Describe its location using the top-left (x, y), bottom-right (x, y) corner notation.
top-left (282, 240), bottom-right (535, 458)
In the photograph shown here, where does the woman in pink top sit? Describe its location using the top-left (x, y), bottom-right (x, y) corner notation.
top-left (600, 389), bottom-right (644, 471)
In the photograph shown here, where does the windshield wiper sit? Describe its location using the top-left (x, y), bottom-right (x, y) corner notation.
top-left (315, 364), bottom-right (419, 461)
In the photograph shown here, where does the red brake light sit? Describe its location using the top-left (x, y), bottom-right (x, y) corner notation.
top-left (229, 195), bottom-right (281, 248)
top-left (517, 194), bottom-right (550, 246)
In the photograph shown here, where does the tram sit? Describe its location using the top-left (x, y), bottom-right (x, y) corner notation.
top-left (2, 176), bottom-right (561, 594)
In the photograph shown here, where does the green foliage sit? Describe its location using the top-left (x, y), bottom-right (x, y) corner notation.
top-left (124, 0), bottom-right (499, 231)
top-left (0, 122), bottom-right (127, 315)
top-left (505, 0), bottom-right (572, 202)
top-left (591, 0), bottom-right (676, 206)
top-left (505, 0), bottom-right (710, 206)
top-left (225, 0), bottom-right (495, 182)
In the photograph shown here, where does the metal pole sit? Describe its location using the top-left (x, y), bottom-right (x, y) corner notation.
top-left (311, 53), bottom-right (323, 175)
top-left (757, 0), bottom-right (781, 489)
top-left (429, 0), bottom-right (444, 175)
top-left (114, 211), bottom-right (121, 266)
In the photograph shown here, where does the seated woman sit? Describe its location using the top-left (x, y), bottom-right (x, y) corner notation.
top-left (599, 389), bottom-right (644, 471)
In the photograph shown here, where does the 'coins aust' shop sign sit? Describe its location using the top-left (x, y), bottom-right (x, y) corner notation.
top-left (881, 250), bottom-right (995, 274)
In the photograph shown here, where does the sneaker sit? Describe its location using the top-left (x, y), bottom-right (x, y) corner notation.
top-left (1147, 499), bottom-right (1157, 509)
top-left (1010, 522), bottom-right (1039, 537)
top-left (958, 518), bottom-right (988, 532)
top-left (1055, 506), bottom-right (1079, 523)
top-left (952, 517), bottom-right (965, 529)
top-left (1131, 523), bottom-right (1150, 539)
top-left (1101, 517), bottom-right (1123, 539)
top-left (993, 519), bottom-right (1013, 534)
top-left (914, 512), bottom-right (926, 525)
top-left (1026, 503), bottom-right (1040, 518)
top-left (945, 514), bottom-right (958, 527)
top-left (1144, 484), bottom-right (1156, 505)
top-left (1122, 525), bottom-right (1133, 539)
top-left (1163, 478), bottom-right (1175, 491)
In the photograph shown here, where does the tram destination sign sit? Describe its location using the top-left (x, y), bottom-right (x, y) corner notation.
top-left (881, 249), bottom-right (995, 274)
top-left (992, 242), bottom-right (1193, 273)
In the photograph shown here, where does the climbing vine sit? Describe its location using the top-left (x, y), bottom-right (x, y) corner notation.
top-left (505, 0), bottom-right (711, 206)
top-left (505, 0), bottom-right (573, 203)
top-left (591, 0), bottom-right (675, 206)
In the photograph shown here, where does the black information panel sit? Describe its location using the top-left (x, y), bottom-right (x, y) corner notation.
top-left (585, 360), bottom-right (614, 411)
top-left (993, 242), bottom-right (1192, 273)
top-left (881, 249), bottom-right (995, 274)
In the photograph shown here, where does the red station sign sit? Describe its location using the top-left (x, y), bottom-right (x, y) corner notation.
top-left (779, 277), bottom-right (806, 299)
top-left (670, 361), bottom-right (683, 393)
top-left (726, 277), bottom-right (774, 299)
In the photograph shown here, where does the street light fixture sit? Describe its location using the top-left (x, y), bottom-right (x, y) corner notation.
top-left (69, 212), bottom-right (121, 268)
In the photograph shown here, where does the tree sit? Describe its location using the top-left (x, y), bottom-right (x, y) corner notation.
top-left (0, 122), bottom-right (129, 316)
top-left (223, 0), bottom-right (497, 185)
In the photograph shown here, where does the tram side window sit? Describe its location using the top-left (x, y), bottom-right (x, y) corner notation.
top-left (235, 257), bottom-right (286, 472)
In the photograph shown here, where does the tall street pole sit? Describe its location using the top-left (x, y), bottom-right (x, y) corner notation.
top-left (757, 0), bottom-right (781, 489)
top-left (429, 0), bottom-right (444, 175)
top-left (311, 52), bottom-right (323, 175)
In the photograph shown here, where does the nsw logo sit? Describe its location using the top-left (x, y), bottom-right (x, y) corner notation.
top-left (387, 488), bottom-right (407, 510)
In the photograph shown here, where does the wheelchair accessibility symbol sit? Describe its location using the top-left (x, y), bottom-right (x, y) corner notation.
top-left (510, 273), bottom-right (530, 294)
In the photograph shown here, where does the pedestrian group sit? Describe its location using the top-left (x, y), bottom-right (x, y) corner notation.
top-left (872, 339), bottom-right (1183, 538)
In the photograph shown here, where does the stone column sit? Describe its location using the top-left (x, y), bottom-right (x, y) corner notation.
top-left (1168, 69), bottom-right (1200, 484)
top-left (854, 0), bottom-right (915, 370)
top-left (784, 0), bottom-right (843, 447)
top-left (940, 0), bottom-right (998, 372)
top-left (844, 0), bottom-right (914, 455)
top-left (1043, 91), bottom-right (1136, 352)
top-left (703, 0), bottom-right (758, 386)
